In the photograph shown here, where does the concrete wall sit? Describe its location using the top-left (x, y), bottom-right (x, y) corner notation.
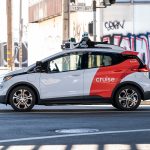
top-left (101, 4), bottom-right (150, 67)
top-left (28, 16), bottom-right (62, 65)
top-left (28, 3), bottom-right (150, 67)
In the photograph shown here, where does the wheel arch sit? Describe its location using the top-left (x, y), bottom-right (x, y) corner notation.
top-left (112, 81), bottom-right (144, 101)
top-left (6, 82), bottom-right (40, 104)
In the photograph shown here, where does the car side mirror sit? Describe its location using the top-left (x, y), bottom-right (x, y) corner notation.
top-left (35, 61), bottom-right (43, 72)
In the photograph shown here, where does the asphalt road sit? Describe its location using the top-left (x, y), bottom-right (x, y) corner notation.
top-left (0, 105), bottom-right (150, 150)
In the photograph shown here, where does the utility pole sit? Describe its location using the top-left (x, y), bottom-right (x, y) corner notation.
top-left (62, 0), bottom-right (70, 44)
top-left (0, 44), bottom-right (4, 66)
top-left (131, 0), bottom-right (134, 35)
top-left (93, 0), bottom-right (96, 42)
top-left (93, 0), bottom-right (116, 42)
top-left (6, 0), bottom-right (13, 70)
top-left (19, 0), bottom-right (23, 68)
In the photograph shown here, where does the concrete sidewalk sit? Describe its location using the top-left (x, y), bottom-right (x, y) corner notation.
top-left (141, 100), bottom-right (150, 105)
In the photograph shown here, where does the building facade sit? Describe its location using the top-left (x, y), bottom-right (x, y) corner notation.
top-left (28, 0), bottom-right (150, 67)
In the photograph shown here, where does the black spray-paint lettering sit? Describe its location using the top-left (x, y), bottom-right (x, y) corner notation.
top-left (105, 20), bottom-right (125, 31)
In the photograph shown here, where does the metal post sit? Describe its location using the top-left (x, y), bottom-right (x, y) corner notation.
top-left (68, 0), bottom-right (70, 39)
top-left (0, 44), bottom-right (2, 66)
top-left (131, 0), bottom-right (134, 35)
top-left (100, 7), bottom-right (103, 41)
top-left (93, 0), bottom-right (96, 42)
top-left (0, 43), bottom-right (4, 66)
top-left (19, 0), bottom-right (23, 68)
top-left (62, 0), bottom-right (70, 44)
top-left (6, 0), bottom-right (13, 70)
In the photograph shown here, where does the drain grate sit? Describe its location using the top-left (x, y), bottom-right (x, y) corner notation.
top-left (55, 128), bottom-right (99, 134)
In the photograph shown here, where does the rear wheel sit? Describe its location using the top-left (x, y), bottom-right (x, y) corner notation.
top-left (115, 85), bottom-right (141, 111)
top-left (111, 101), bottom-right (119, 109)
top-left (9, 86), bottom-right (35, 112)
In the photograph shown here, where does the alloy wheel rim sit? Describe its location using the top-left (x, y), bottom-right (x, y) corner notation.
top-left (12, 89), bottom-right (33, 109)
top-left (118, 88), bottom-right (138, 108)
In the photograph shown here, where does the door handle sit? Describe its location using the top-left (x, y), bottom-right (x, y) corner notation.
top-left (71, 74), bottom-right (80, 77)
top-left (113, 70), bottom-right (123, 72)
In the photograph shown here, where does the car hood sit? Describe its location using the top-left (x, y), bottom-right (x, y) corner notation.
top-left (5, 68), bottom-right (26, 77)
top-left (0, 69), bottom-right (11, 83)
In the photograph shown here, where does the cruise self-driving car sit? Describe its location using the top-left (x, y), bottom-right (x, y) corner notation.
top-left (0, 41), bottom-right (150, 111)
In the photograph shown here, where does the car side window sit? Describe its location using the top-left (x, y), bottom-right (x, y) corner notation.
top-left (102, 55), bottom-right (112, 66)
top-left (48, 52), bottom-right (83, 73)
top-left (87, 52), bottom-right (124, 69)
top-left (88, 53), bottom-right (103, 68)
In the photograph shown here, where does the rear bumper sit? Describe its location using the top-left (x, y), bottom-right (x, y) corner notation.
top-left (0, 95), bottom-right (6, 104)
top-left (144, 91), bottom-right (150, 100)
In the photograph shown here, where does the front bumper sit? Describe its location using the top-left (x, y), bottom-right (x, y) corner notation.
top-left (0, 95), bottom-right (6, 104)
top-left (144, 91), bottom-right (150, 100)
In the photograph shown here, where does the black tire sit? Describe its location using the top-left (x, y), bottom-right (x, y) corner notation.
top-left (111, 101), bottom-right (119, 109)
top-left (9, 86), bottom-right (36, 112)
top-left (114, 85), bottom-right (141, 111)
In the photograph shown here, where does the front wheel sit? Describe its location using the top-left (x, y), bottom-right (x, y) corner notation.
top-left (9, 86), bottom-right (36, 112)
top-left (114, 85), bottom-right (141, 111)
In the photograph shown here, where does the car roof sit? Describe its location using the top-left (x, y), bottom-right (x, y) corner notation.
top-left (63, 43), bottom-right (125, 53)
top-left (63, 48), bottom-right (124, 54)
top-left (40, 45), bottom-right (125, 63)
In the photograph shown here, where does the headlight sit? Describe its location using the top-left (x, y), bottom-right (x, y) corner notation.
top-left (3, 75), bottom-right (13, 82)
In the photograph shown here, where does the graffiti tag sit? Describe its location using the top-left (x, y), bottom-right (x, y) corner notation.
top-left (102, 33), bottom-right (150, 67)
top-left (104, 20), bottom-right (125, 31)
top-left (73, 22), bottom-right (81, 42)
top-left (0, 42), bottom-right (28, 67)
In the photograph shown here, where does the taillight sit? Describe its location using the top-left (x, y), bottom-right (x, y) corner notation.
top-left (132, 65), bottom-right (149, 72)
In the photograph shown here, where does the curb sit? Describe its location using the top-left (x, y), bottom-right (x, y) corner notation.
top-left (141, 101), bottom-right (150, 105)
